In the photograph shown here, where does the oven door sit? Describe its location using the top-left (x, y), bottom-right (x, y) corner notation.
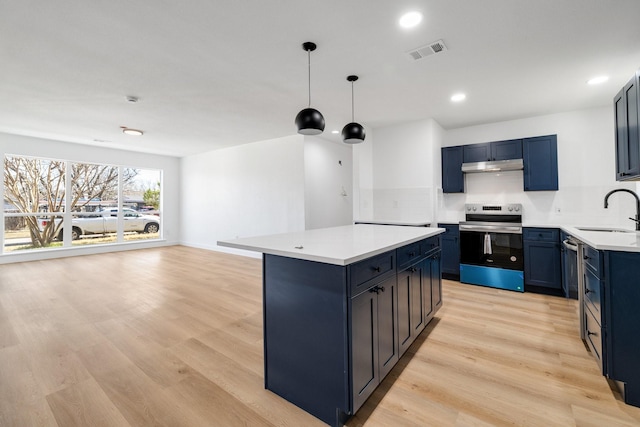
top-left (460, 230), bottom-right (523, 270)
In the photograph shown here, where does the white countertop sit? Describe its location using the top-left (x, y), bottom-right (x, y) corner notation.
top-left (354, 219), bottom-right (431, 227)
top-left (218, 224), bottom-right (445, 266)
top-left (436, 220), bottom-right (640, 252)
top-left (560, 226), bottom-right (640, 253)
top-left (518, 223), bottom-right (640, 252)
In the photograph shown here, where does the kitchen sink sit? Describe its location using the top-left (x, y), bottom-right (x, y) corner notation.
top-left (576, 227), bottom-right (634, 233)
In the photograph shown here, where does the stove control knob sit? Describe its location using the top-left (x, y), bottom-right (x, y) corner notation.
top-left (508, 206), bottom-right (513, 211)
top-left (515, 206), bottom-right (520, 212)
top-left (472, 207), bottom-right (477, 211)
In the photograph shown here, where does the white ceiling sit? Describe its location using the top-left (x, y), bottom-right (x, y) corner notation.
top-left (2, 1), bottom-right (640, 157)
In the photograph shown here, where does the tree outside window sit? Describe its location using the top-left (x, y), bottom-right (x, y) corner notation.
top-left (3, 155), bottom-right (158, 251)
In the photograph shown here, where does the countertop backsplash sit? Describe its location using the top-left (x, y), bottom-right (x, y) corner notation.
top-left (437, 170), bottom-right (640, 228)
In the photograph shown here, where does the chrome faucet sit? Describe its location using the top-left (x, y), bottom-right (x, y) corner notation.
top-left (604, 188), bottom-right (640, 231)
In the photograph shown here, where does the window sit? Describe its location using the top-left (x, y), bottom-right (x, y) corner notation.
top-left (3, 156), bottom-right (66, 252)
top-left (121, 168), bottom-right (161, 243)
top-left (2, 155), bottom-right (162, 253)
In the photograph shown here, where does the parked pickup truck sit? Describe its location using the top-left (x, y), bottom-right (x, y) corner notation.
top-left (39, 208), bottom-right (160, 240)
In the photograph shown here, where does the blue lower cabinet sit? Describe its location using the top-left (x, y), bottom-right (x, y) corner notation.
top-left (523, 227), bottom-right (562, 292)
top-left (603, 251), bottom-right (640, 408)
top-left (439, 224), bottom-right (459, 278)
top-left (579, 247), bottom-right (640, 409)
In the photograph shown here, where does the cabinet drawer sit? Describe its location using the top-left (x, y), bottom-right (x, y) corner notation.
top-left (397, 241), bottom-right (422, 269)
top-left (349, 251), bottom-right (395, 296)
top-left (585, 304), bottom-right (604, 371)
top-left (584, 267), bottom-right (602, 321)
top-left (439, 223), bottom-right (459, 234)
top-left (583, 245), bottom-right (603, 278)
top-left (421, 236), bottom-right (440, 256)
top-left (523, 227), bottom-right (559, 242)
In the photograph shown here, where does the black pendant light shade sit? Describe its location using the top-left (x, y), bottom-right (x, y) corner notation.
top-left (295, 108), bottom-right (325, 135)
top-left (296, 42), bottom-right (325, 135)
top-left (342, 122), bottom-right (366, 144)
top-left (342, 75), bottom-right (365, 144)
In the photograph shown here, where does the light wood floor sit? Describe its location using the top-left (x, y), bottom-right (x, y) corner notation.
top-left (1, 246), bottom-right (640, 427)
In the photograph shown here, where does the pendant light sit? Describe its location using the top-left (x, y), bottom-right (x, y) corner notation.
top-left (295, 42), bottom-right (325, 135)
top-left (341, 75), bottom-right (365, 144)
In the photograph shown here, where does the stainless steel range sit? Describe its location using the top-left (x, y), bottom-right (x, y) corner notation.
top-left (459, 203), bottom-right (524, 292)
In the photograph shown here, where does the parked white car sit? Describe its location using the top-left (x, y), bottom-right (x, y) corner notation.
top-left (39, 208), bottom-right (160, 240)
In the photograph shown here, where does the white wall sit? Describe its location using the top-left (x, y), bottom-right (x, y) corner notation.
top-left (180, 135), bottom-right (305, 256)
top-left (352, 125), bottom-right (374, 221)
top-left (439, 106), bottom-right (638, 227)
top-left (359, 118), bottom-right (442, 223)
top-left (0, 132), bottom-right (180, 264)
top-left (304, 136), bottom-right (353, 229)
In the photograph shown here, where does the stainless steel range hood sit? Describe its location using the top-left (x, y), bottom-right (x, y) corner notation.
top-left (461, 158), bottom-right (524, 173)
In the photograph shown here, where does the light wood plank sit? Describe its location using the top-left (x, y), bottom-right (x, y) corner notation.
top-left (1, 247), bottom-right (639, 426)
top-left (46, 378), bottom-right (131, 427)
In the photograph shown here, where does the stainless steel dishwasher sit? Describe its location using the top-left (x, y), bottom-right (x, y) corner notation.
top-left (562, 234), bottom-right (584, 337)
top-left (561, 234), bottom-right (580, 299)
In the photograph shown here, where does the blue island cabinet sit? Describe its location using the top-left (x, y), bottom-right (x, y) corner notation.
top-left (263, 237), bottom-right (442, 426)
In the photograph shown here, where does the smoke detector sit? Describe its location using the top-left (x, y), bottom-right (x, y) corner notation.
top-left (407, 39), bottom-right (448, 61)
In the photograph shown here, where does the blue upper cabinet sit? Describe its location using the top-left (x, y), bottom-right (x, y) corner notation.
top-left (441, 146), bottom-right (464, 193)
top-left (492, 139), bottom-right (523, 160)
top-left (463, 139), bottom-right (522, 162)
top-left (523, 135), bottom-right (558, 191)
top-left (463, 143), bottom-right (490, 162)
top-left (614, 70), bottom-right (640, 181)
top-left (442, 136), bottom-right (557, 193)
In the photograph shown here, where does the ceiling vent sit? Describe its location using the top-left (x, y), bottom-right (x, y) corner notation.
top-left (407, 39), bottom-right (448, 61)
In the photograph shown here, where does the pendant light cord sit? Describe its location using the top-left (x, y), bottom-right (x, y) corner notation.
top-left (307, 49), bottom-right (311, 107)
top-left (351, 81), bottom-right (355, 121)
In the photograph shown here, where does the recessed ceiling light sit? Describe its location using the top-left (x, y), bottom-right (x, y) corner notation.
top-left (122, 127), bottom-right (143, 136)
top-left (587, 76), bottom-right (609, 85)
top-left (399, 11), bottom-right (422, 28)
top-left (332, 130), bottom-right (340, 134)
top-left (451, 93), bottom-right (466, 102)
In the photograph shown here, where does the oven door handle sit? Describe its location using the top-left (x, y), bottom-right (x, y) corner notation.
top-left (459, 224), bottom-right (522, 234)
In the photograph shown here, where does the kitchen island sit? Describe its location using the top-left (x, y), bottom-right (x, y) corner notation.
top-left (219, 224), bottom-right (445, 426)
